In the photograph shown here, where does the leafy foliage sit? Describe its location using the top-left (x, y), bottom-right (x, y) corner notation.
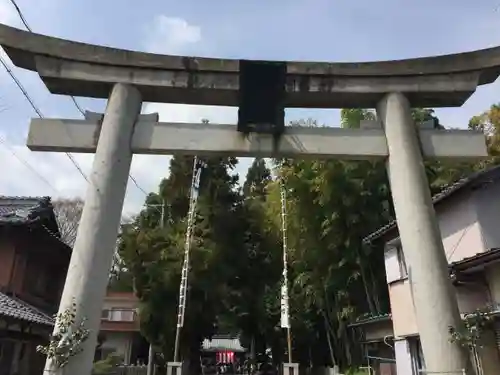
top-left (37, 301), bottom-right (90, 368)
top-left (449, 307), bottom-right (495, 349)
top-left (92, 353), bottom-right (124, 375)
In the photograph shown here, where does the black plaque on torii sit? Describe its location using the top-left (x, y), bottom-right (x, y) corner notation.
top-left (237, 60), bottom-right (286, 138)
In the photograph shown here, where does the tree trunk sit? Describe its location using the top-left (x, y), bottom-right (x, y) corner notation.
top-left (251, 335), bottom-right (256, 360)
top-left (322, 311), bottom-right (337, 367)
top-left (357, 249), bottom-right (376, 314)
top-left (340, 322), bottom-right (352, 366)
top-left (367, 252), bottom-right (384, 313)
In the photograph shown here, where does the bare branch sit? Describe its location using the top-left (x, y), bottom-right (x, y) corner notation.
top-left (52, 197), bottom-right (84, 247)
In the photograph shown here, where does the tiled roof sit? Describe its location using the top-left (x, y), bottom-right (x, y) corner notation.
top-left (0, 196), bottom-right (53, 224)
top-left (349, 313), bottom-right (392, 327)
top-left (450, 247), bottom-right (500, 271)
top-left (0, 292), bottom-right (54, 326)
top-left (202, 336), bottom-right (245, 352)
top-left (363, 165), bottom-right (500, 244)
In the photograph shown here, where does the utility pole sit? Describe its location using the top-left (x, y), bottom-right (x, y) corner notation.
top-left (279, 179), bottom-right (292, 364)
top-left (173, 158), bottom-right (204, 363)
top-left (146, 200), bottom-right (165, 375)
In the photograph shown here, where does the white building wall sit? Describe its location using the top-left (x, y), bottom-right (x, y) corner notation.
top-left (394, 339), bottom-right (414, 375)
top-left (385, 247), bottom-right (401, 283)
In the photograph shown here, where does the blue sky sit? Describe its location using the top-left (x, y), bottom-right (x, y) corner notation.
top-left (0, 0), bottom-right (499, 215)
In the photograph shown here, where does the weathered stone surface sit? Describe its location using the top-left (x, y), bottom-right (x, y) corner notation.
top-left (26, 119), bottom-right (488, 160)
top-left (1, 23), bottom-right (500, 108)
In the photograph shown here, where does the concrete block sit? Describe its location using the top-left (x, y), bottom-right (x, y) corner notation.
top-left (167, 361), bottom-right (182, 375)
top-left (283, 362), bottom-right (299, 375)
top-left (26, 119), bottom-right (488, 160)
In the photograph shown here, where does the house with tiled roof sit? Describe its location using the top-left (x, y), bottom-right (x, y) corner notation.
top-left (352, 165), bottom-right (500, 375)
top-left (0, 196), bottom-right (71, 375)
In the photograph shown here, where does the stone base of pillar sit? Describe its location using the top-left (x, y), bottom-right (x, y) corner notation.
top-left (167, 361), bottom-right (182, 375)
top-left (283, 362), bottom-right (299, 375)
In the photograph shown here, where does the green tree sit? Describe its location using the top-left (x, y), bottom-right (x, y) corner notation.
top-left (469, 103), bottom-right (500, 168)
top-left (224, 159), bottom-right (282, 361)
top-left (242, 158), bottom-right (272, 198)
top-left (118, 155), bottom-right (243, 375)
top-left (263, 112), bottom-right (394, 369)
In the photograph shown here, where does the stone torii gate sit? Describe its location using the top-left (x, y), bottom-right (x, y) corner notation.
top-left (1, 23), bottom-right (499, 375)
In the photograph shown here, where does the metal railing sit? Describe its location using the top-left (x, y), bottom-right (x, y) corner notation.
top-left (99, 365), bottom-right (148, 375)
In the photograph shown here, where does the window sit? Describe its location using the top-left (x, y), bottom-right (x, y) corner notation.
top-left (101, 309), bottom-right (135, 322)
top-left (115, 310), bottom-right (134, 322)
top-left (409, 337), bottom-right (425, 374)
top-left (385, 243), bottom-right (408, 282)
top-left (397, 246), bottom-right (408, 278)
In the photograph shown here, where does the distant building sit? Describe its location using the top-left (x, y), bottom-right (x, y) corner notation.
top-left (0, 196), bottom-right (71, 375)
top-left (202, 334), bottom-right (246, 364)
top-left (354, 166), bottom-right (500, 375)
top-left (97, 291), bottom-right (149, 364)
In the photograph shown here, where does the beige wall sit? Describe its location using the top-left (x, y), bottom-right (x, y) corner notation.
top-left (388, 280), bottom-right (490, 337)
top-left (437, 191), bottom-right (486, 263)
top-left (474, 182), bottom-right (500, 250)
top-left (102, 299), bottom-right (137, 310)
top-left (388, 280), bottom-right (418, 337)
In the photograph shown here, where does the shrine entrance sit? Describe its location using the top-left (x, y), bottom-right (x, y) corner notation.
top-left (0, 22), bottom-right (498, 375)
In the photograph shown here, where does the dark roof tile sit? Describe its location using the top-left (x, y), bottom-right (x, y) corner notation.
top-left (450, 247), bottom-right (500, 271)
top-left (0, 196), bottom-right (52, 224)
top-left (0, 292), bottom-right (54, 326)
top-left (349, 313), bottom-right (392, 327)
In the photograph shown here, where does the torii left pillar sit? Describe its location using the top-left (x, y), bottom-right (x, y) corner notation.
top-left (44, 83), bottom-right (142, 375)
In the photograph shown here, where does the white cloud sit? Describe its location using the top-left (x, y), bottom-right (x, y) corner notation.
top-left (144, 15), bottom-right (202, 55)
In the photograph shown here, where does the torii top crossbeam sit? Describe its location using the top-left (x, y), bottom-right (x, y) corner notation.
top-left (1, 23), bottom-right (500, 109)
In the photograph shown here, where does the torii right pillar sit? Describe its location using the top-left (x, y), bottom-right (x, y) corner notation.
top-left (377, 92), bottom-right (471, 374)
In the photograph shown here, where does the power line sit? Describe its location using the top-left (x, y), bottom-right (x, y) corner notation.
top-left (0, 54), bottom-right (42, 117)
top-left (8, 0), bottom-right (85, 119)
top-left (5, 0), bottom-right (152, 196)
top-left (129, 175), bottom-right (149, 196)
top-left (0, 134), bottom-right (57, 192)
top-left (8, 0), bottom-right (30, 31)
top-left (0, 54), bottom-right (90, 183)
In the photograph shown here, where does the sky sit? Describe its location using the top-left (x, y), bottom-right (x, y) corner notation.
top-left (0, 0), bottom-right (499, 216)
